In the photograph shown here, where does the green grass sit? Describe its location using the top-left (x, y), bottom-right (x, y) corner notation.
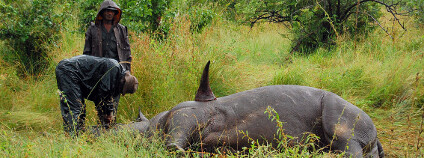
top-left (0, 7), bottom-right (423, 157)
top-left (0, 127), bottom-right (172, 157)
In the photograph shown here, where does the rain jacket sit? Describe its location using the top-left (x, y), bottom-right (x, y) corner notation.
top-left (83, 0), bottom-right (132, 72)
top-left (55, 55), bottom-right (126, 134)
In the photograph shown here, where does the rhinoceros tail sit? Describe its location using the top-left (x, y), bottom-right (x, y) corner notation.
top-left (377, 138), bottom-right (384, 158)
top-left (195, 61), bottom-right (216, 102)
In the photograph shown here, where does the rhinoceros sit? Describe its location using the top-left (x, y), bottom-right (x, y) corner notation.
top-left (130, 61), bottom-right (384, 157)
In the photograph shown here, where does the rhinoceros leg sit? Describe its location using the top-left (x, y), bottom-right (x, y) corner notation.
top-left (321, 92), bottom-right (379, 157)
top-left (164, 109), bottom-right (205, 151)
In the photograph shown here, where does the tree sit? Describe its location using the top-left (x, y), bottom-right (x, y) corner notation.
top-left (403, 0), bottom-right (424, 24)
top-left (235, 0), bottom-right (407, 53)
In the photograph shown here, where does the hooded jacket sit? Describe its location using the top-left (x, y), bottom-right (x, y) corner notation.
top-left (83, 0), bottom-right (132, 72)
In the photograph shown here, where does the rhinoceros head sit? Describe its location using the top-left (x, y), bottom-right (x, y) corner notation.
top-left (194, 61), bottom-right (216, 102)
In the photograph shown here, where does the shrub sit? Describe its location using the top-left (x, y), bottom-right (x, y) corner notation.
top-left (188, 7), bottom-right (216, 32)
top-left (0, 0), bottom-right (63, 77)
top-left (234, 0), bottom-right (407, 53)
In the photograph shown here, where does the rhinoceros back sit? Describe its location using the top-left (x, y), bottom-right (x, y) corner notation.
top-left (212, 85), bottom-right (326, 139)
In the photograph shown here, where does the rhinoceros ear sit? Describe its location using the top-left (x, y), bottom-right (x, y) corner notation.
top-left (195, 61), bottom-right (216, 102)
top-left (136, 109), bottom-right (149, 122)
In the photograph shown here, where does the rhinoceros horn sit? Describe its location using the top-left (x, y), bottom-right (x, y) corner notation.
top-left (194, 61), bottom-right (216, 102)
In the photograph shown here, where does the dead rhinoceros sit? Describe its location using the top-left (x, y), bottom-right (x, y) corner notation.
top-left (140, 61), bottom-right (384, 157)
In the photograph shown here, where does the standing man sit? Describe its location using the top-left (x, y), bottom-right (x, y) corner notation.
top-left (84, 0), bottom-right (131, 71)
top-left (56, 55), bottom-right (138, 136)
top-left (83, 0), bottom-right (132, 130)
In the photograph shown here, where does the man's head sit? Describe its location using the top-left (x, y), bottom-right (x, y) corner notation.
top-left (122, 71), bottom-right (138, 95)
top-left (95, 0), bottom-right (122, 25)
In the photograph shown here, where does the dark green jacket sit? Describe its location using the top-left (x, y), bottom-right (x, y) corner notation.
top-left (56, 55), bottom-right (126, 102)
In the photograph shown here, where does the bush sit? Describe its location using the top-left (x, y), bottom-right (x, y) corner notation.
top-left (0, 0), bottom-right (63, 77)
top-left (235, 0), bottom-right (394, 53)
top-left (188, 7), bottom-right (216, 32)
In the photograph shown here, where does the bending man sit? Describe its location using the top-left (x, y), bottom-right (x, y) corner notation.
top-left (55, 55), bottom-right (138, 136)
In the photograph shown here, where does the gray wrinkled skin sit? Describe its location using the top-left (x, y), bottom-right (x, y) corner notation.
top-left (136, 85), bottom-right (383, 157)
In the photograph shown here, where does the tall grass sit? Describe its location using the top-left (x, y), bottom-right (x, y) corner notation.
top-left (272, 15), bottom-right (424, 110)
top-left (0, 5), bottom-right (423, 157)
top-left (0, 126), bottom-right (174, 157)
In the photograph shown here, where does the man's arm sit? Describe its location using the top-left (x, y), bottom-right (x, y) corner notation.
top-left (83, 24), bottom-right (94, 55)
top-left (123, 26), bottom-right (132, 72)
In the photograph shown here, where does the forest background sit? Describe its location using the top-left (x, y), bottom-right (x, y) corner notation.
top-left (0, 0), bottom-right (423, 157)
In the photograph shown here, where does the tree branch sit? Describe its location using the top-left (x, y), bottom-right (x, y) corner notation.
top-left (249, 11), bottom-right (291, 28)
top-left (342, 0), bottom-right (406, 31)
top-left (364, 11), bottom-right (393, 39)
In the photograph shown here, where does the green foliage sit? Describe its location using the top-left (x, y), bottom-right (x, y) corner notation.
top-left (0, 0), bottom-right (63, 77)
top-left (179, 0), bottom-right (218, 33)
top-left (235, 0), bottom-right (382, 53)
top-left (77, 0), bottom-right (103, 32)
top-left (119, 0), bottom-right (152, 32)
top-left (188, 7), bottom-right (216, 32)
top-left (77, 0), bottom-right (171, 34)
top-left (77, 0), bottom-right (218, 37)
top-left (404, 0), bottom-right (424, 24)
top-left (120, 0), bottom-right (171, 33)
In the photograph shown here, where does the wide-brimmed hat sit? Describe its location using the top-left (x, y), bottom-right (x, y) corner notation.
top-left (122, 71), bottom-right (138, 95)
